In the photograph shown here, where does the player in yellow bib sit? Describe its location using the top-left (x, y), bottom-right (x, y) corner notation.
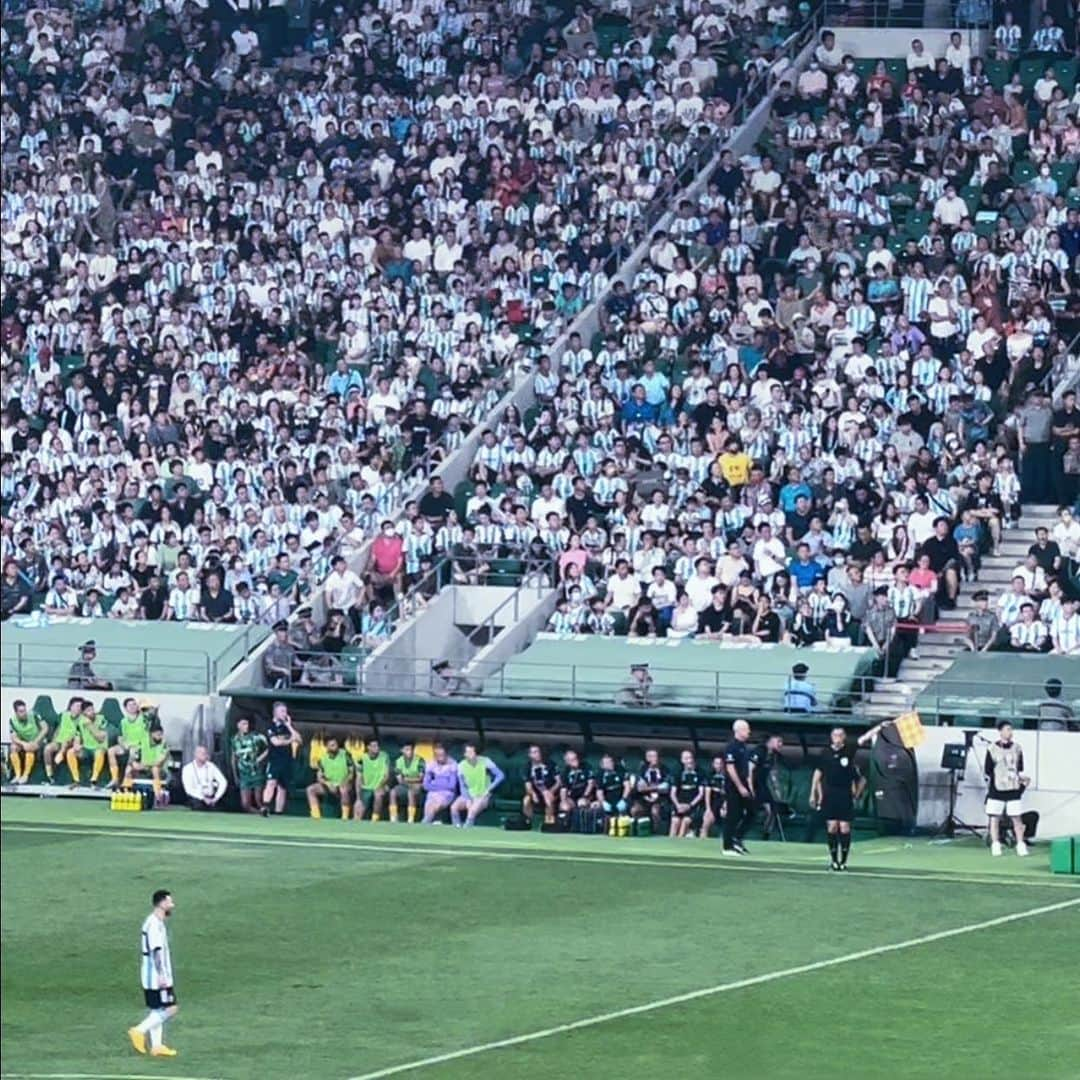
top-left (305, 738), bottom-right (353, 819)
top-left (8, 699), bottom-right (49, 783)
top-left (125, 729), bottom-right (170, 801)
top-left (353, 738), bottom-right (391, 821)
top-left (73, 701), bottom-right (109, 786)
top-left (43, 697), bottom-right (84, 784)
top-left (109, 698), bottom-right (152, 790)
top-left (387, 742), bottom-right (426, 823)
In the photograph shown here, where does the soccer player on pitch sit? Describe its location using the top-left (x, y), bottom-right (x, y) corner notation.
top-left (810, 728), bottom-right (865, 871)
top-left (128, 889), bottom-right (179, 1057)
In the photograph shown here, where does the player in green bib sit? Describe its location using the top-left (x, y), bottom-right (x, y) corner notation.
top-left (354, 738), bottom-right (390, 821)
top-left (108, 698), bottom-right (152, 790)
top-left (305, 737), bottom-right (353, 819)
top-left (8, 699), bottom-right (49, 783)
top-left (230, 716), bottom-right (269, 813)
top-left (125, 728), bottom-right (170, 803)
top-left (451, 742), bottom-right (505, 827)
top-left (43, 697), bottom-right (84, 783)
top-left (74, 701), bottom-right (110, 786)
top-left (387, 742), bottom-right (425, 823)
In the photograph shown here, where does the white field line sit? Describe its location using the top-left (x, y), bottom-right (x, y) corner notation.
top-left (4, 823), bottom-right (1078, 890)
top-left (347, 897), bottom-right (1080, 1080)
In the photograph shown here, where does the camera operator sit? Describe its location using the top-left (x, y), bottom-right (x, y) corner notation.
top-left (984, 722), bottom-right (1030, 857)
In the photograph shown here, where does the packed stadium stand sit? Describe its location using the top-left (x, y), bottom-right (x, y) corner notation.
top-left (2, 0), bottom-right (1079, 832)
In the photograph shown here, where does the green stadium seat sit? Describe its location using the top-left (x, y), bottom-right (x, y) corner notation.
top-left (101, 697), bottom-right (124, 736)
top-left (904, 211), bottom-right (931, 238)
top-left (1011, 160), bottom-right (1036, 186)
top-left (453, 480), bottom-right (474, 521)
top-left (885, 59), bottom-right (906, 84)
top-left (1018, 58), bottom-right (1045, 89)
top-left (32, 695), bottom-right (58, 729)
top-left (985, 58), bottom-right (1012, 91)
top-left (1051, 162), bottom-right (1076, 192)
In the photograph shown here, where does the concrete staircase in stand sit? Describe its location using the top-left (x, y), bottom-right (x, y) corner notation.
top-left (859, 503), bottom-right (1062, 720)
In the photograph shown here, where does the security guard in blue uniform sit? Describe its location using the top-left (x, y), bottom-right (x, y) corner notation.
top-left (783, 662), bottom-right (818, 712)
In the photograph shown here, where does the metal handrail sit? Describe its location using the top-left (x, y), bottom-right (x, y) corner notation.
top-left (4, 641), bottom-right (222, 694)
top-left (239, 10), bottom-right (827, 665)
top-left (461, 555), bottom-right (556, 650)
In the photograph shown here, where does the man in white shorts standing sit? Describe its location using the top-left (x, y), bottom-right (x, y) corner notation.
top-left (983, 721), bottom-right (1030, 857)
top-left (128, 889), bottom-right (179, 1056)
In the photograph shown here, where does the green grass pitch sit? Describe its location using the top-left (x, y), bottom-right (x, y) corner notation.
top-left (2, 799), bottom-right (1078, 1080)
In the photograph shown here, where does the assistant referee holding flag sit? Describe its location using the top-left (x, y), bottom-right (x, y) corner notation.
top-left (810, 728), bottom-right (865, 871)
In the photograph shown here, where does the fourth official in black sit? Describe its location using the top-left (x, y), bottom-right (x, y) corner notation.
top-left (810, 727), bottom-right (865, 871)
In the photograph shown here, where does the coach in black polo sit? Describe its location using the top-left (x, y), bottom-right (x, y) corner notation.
top-left (722, 719), bottom-right (754, 855)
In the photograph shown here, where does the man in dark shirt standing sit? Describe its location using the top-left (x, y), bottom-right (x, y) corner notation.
top-left (919, 517), bottom-right (961, 609)
top-left (723, 720), bottom-right (754, 855)
top-left (750, 734), bottom-right (785, 839)
top-left (1051, 389), bottom-right (1080, 503)
top-left (810, 727), bottom-right (865, 870)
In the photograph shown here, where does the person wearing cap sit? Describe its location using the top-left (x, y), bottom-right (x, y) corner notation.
top-left (864, 586), bottom-right (901, 680)
top-left (965, 591), bottom-right (1000, 653)
top-left (67, 641), bottom-right (113, 691)
top-left (617, 662), bottom-right (653, 707)
top-left (262, 622), bottom-right (296, 689)
top-left (782, 662), bottom-right (818, 713)
top-left (430, 660), bottom-right (475, 697)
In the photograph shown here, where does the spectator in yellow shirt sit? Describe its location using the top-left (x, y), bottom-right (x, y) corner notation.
top-left (718, 441), bottom-right (753, 488)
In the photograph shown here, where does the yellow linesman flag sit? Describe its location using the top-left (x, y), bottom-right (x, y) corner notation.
top-left (894, 711), bottom-right (925, 749)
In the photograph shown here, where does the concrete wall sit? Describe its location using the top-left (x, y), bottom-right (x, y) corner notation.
top-left (915, 727), bottom-right (1080, 838)
top-left (361, 584), bottom-right (553, 694)
top-left (825, 27), bottom-right (990, 57)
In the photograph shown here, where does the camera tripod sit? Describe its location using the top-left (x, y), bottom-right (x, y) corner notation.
top-left (930, 729), bottom-right (984, 840)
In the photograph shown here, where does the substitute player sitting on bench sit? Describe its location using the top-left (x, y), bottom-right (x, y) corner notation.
top-left (307, 738), bottom-right (353, 819)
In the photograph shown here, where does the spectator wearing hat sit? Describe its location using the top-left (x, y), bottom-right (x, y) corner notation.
top-left (67, 641), bottom-right (113, 691)
top-left (618, 662), bottom-right (653, 707)
top-left (864, 586), bottom-right (902, 679)
top-left (262, 622), bottom-right (296, 689)
top-left (430, 660), bottom-right (474, 697)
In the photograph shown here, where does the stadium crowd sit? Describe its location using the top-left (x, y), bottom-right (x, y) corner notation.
top-left (1, 2), bottom-right (1079, 680)
top-left (1, 0), bottom-right (792, 629)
